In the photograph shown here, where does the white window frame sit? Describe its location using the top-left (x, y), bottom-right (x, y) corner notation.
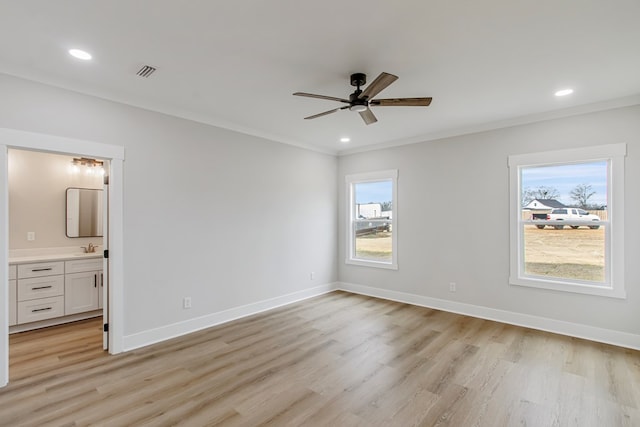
top-left (345, 169), bottom-right (398, 270)
top-left (508, 144), bottom-right (626, 298)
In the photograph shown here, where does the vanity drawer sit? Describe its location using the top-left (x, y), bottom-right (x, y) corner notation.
top-left (65, 258), bottom-right (102, 274)
top-left (17, 296), bottom-right (64, 323)
top-left (9, 264), bottom-right (17, 280)
top-left (17, 275), bottom-right (64, 301)
top-left (9, 279), bottom-right (17, 326)
top-left (17, 261), bottom-right (64, 279)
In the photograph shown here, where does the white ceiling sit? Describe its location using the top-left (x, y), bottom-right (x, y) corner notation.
top-left (0, 1), bottom-right (639, 155)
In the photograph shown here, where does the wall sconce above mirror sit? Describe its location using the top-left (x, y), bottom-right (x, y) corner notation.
top-left (70, 157), bottom-right (105, 176)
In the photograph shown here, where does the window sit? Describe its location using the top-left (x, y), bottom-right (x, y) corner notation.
top-left (509, 144), bottom-right (626, 298)
top-left (346, 170), bottom-right (397, 269)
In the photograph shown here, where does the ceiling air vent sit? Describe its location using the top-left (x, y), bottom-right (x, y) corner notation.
top-left (136, 65), bottom-right (157, 78)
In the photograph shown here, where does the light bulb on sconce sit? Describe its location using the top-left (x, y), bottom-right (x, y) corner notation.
top-left (88, 167), bottom-right (105, 176)
top-left (71, 157), bottom-right (104, 176)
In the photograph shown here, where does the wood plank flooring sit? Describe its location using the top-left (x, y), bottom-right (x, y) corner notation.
top-left (2, 291), bottom-right (639, 426)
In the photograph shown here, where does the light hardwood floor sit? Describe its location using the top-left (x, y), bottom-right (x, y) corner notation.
top-left (2, 291), bottom-right (639, 426)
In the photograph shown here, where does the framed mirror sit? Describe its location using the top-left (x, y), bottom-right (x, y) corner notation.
top-left (66, 187), bottom-right (103, 237)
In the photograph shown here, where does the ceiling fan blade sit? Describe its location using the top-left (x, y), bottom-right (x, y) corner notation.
top-left (293, 92), bottom-right (350, 103)
top-left (359, 72), bottom-right (398, 100)
top-left (359, 108), bottom-right (378, 125)
top-left (304, 106), bottom-right (349, 120)
top-left (370, 97), bottom-right (433, 107)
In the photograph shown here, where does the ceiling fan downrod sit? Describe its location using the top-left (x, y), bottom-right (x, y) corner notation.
top-left (349, 73), bottom-right (368, 112)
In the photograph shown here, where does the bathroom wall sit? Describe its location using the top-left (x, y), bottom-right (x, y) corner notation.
top-left (8, 149), bottom-right (104, 250)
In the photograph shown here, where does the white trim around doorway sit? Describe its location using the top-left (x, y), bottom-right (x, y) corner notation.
top-left (0, 128), bottom-right (125, 387)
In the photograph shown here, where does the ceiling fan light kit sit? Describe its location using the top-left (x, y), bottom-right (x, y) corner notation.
top-left (293, 72), bottom-right (432, 125)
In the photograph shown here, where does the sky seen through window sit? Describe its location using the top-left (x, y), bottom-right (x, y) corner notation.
top-left (522, 161), bottom-right (607, 207)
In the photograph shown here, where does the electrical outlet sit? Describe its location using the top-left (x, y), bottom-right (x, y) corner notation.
top-left (183, 297), bottom-right (192, 309)
top-left (27, 232), bottom-right (35, 241)
top-left (449, 282), bottom-right (457, 293)
top-left (310, 272), bottom-right (315, 280)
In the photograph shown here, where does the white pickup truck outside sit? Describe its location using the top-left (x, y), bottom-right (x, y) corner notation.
top-left (537, 208), bottom-right (601, 229)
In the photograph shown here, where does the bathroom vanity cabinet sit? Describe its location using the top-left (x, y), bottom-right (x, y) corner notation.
top-left (8, 254), bottom-right (103, 332)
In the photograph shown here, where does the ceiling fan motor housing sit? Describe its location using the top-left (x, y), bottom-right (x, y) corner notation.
top-left (349, 92), bottom-right (368, 112)
top-left (350, 73), bottom-right (366, 88)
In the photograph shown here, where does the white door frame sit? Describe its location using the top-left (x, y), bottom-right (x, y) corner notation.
top-left (102, 170), bottom-right (109, 350)
top-left (0, 128), bottom-right (125, 387)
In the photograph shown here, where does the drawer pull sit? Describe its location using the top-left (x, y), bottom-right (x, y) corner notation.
top-left (32, 285), bottom-right (53, 290)
top-left (32, 268), bottom-right (53, 272)
top-left (32, 307), bottom-right (52, 313)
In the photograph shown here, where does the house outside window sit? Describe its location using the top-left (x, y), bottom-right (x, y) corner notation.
top-left (509, 144), bottom-right (626, 298)
top-left (345, 170), bottom-right (398, 269)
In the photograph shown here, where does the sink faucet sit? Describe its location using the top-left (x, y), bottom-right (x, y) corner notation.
top-left (81, 243), bottom-right (97, 253)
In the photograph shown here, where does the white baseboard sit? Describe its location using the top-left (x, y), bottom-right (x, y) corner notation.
top-left (122, 281), bottom-right (640, 352)
top-left (10, 310), bottom-right (101, 334)
top-left (337, 282), bottom-right (640, 351)
top-left (123, 283), bottom-right (337, 351)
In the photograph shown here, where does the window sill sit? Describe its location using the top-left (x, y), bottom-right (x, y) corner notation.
top-left (509, 275), bottom-right (625, 299)
top-left (346, 258), bottom-right (398, 270)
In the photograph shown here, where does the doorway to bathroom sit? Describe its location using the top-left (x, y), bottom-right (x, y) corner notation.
top-left (7, 148), bottom-right (108, 354)
top-left (0, 128), bottom-right (125, 387)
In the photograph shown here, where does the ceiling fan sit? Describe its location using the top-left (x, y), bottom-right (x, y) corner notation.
top-left (293, 72), bottom-right (432, 125)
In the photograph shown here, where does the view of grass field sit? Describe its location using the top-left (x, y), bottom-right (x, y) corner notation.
top-left (355, 231), bottom-right (392, 262)
top-left (355, 226), bottom-right (605, 283)
top-left (523, 225), bottom-right (605, 282)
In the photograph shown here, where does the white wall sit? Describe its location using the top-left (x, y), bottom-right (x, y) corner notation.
top-left (8, 149), bottom-right (103, 250)
top-left (0, 73), bottom-right (338, 339)
top-left (338, 105), bottom-right (640, 341)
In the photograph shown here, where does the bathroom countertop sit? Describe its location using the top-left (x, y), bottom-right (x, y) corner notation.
top-left (9, 251), bottom-right (102, 264)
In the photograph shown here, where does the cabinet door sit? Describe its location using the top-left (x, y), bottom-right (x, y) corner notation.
top-left (98, 272), bottom-right (104, 310)
top-left (65, 271), bottom-right (99, 315)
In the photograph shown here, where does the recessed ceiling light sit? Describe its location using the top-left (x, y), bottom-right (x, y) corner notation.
top-left (340, 137), bottom-right (351, 143)
top-left (555, 88), bottom-right (574, 97)
top-left (68, 49), bottom-right (92, 60)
